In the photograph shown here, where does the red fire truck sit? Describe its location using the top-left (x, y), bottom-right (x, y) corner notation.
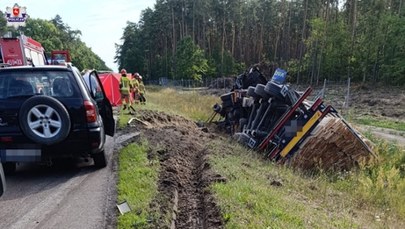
top-left (0, 34), bottom-right (72, 67)
top-left (0, 35), bottom-right (47, 66)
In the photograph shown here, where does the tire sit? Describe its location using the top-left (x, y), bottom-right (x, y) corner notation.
top-left (247, 86), bottom-right (257, 98)
top-left (222, 100), bottom-right (233, 108)
top-left (264, 81), bottom-right (284, 99)
top-left (220, 92), bottom-right (233, 102)
top-left (3, 162), bottom-right (16, 175)
top-left (19, 96), bottom-right (71, 145)
top-left (239, 118), bottom-right (248, 132)
top-left (254, 84), bottom-right (269, 99)
top-left (93, 150), bottom-right (107, 168)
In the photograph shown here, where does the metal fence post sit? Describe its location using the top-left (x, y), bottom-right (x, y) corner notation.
top-left (321, 78), bottom-right (326, 99)
top-left (343, 77), bottom-right (351, 109)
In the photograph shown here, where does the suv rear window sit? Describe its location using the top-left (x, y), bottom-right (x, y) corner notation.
top-left (0, 71), bottom-right (76, 99)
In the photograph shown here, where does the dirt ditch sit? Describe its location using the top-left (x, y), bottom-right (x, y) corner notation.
top-left (121, 110), bottom-right (224, 229)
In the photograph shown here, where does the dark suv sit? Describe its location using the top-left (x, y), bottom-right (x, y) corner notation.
top-left (0, 65), bottom-right (115, 173)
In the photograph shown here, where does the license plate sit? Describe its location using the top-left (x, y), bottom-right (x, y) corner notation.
top-left (1, 148), bottom-right (41, 162)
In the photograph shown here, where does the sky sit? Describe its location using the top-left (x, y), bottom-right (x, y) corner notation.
top-left (2, 0), bottom-right (156, 72)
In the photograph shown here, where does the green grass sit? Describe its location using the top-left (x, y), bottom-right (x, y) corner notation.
top-left (117, 86), bottom-right (405, 228)
top-left (352, 116), bottom-right (405, 132)
top-left (118, 86), bottom-right (219, 126)
top-left (117, 140), bottom-right (159, 229)
top-left (118, 113), bottom-right (131, 128)
top-left (208, 141), bottom-right (382, 229)
top-left (144, 86), bottom-right (220, 121)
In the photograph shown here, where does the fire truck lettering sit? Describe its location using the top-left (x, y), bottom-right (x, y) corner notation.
top-left (6, 59), bottom-right (23, 65)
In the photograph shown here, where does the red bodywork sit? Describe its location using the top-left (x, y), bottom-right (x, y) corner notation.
top-left (0, 37), bottom-right (25, 66)
top-left (51, 50), bottom-right (71, 64)
top-left (0, 35), bottom-right (46, 66)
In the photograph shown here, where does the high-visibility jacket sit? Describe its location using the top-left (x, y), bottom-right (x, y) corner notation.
top-left (131, 78), bottom-right (140, 92)
top-left (138, 82), bottom-right (146, 94)
top-left (120, 76), bottom-right (131, 95)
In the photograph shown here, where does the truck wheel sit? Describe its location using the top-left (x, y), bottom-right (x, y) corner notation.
top-left (264, 81), bottom-right (283, 99)
top-left (222, 100), bottom-right (233, 108)
top-left (19, 96), bottom-right (71, 145)
top-left (93, 150), bottom-right (107, 168)
top-left (239, 118), bottom-right (247, 132)
top-left (247, 86), bottom-right (257, 98)
top-left (254, 84), bottom-right (269, 99)
top-left (220, 92), bottom-right (233, 102)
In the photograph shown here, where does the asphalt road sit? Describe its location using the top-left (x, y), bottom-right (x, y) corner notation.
top-left (0, 135), bottom-right (117, 229)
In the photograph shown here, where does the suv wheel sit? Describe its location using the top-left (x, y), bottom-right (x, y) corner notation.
top-left (19, 96), bottom-right (71, 145)
top-left (93, 150), bottom-right (107, 168)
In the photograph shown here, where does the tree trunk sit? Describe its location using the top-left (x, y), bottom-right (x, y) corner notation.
top-left (297, 0), bottom-right (308, 84)
top-left (203, 14), bottom-right (208, 55)
top-left (164, 35), bottom-right (167, 77)
top-left (286, 1), bottom-right (292, 61)
top-left (316, 0), bottom-right (331, 84)
top-left (259, 19), bottom-right (264, 62)
top-left (347, 0), bottom-right (357, 81)
top-left (192, 0), bottom-right (195, 41)
top-left (231, 22), bottom-right (235, 57)
top-left (172, 6), bottom-right (176, 56)
top-left (310, 40), bottom-right (318, 85)
top-left (182, 0), bottom-right (185, 38)
top-left (221, 7), bottom-right (226, 76)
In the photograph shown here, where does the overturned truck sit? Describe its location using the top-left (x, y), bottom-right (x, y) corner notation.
top-left (210, 68), bottom-right (376, 172)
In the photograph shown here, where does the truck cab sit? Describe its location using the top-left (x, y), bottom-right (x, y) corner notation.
top-left (0, 35), bottom-right (47, 66)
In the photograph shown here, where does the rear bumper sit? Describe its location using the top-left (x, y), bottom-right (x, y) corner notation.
top-left (0, 127), bottom-right (105, 162)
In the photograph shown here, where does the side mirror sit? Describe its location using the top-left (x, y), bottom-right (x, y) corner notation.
top-left (0, 163), bottom-right (6, 197)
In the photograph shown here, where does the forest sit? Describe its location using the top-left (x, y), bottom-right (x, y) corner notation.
top-left (115, 0), bottom-right (405, 85)
top-left (0, 12), bottom-right (110, 71)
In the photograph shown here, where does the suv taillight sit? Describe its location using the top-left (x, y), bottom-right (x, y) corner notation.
top-left (84, 100), bottom-right (97, 123)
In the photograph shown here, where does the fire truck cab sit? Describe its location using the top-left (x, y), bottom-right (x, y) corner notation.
top-left (0, 35), bottom-right (47, 67)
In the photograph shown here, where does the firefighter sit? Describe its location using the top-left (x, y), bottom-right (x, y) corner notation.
top-left (137, 75), bottom-right (146, 105)
top-left (119, 69), bottom-right (135, 114)
top-left (132, 73), bottom-right (140, 104)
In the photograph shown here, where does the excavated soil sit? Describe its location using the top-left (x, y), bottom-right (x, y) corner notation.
top-left (121, 110), bottom-right (224, 229)
top-left (321, 85), bottom-right (405, 120)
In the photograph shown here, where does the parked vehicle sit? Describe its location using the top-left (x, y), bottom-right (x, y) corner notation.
top-left (0, 35), bottom-right (70, 67)
top-left (0, 65), bottom-right (115, 173)
top-left (0, 35), bottom-right (47, 66)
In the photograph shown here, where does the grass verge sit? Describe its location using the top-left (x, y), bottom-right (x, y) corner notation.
top-left (117, 86), bottom-right (405, 228)
top-left (118, 86), bottom-right (218, 127)
top-left (142, 86), bottom-right (220, 121)
top-left (208, 140), bottom-right (405, 228)
top-left (117, 140), bottom-right (159, 229)
top-left (352, 116), bottom-right (405, 132)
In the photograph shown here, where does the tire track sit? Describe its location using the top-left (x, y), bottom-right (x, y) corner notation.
top-left (132, 110), bottom-right (223, 229)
